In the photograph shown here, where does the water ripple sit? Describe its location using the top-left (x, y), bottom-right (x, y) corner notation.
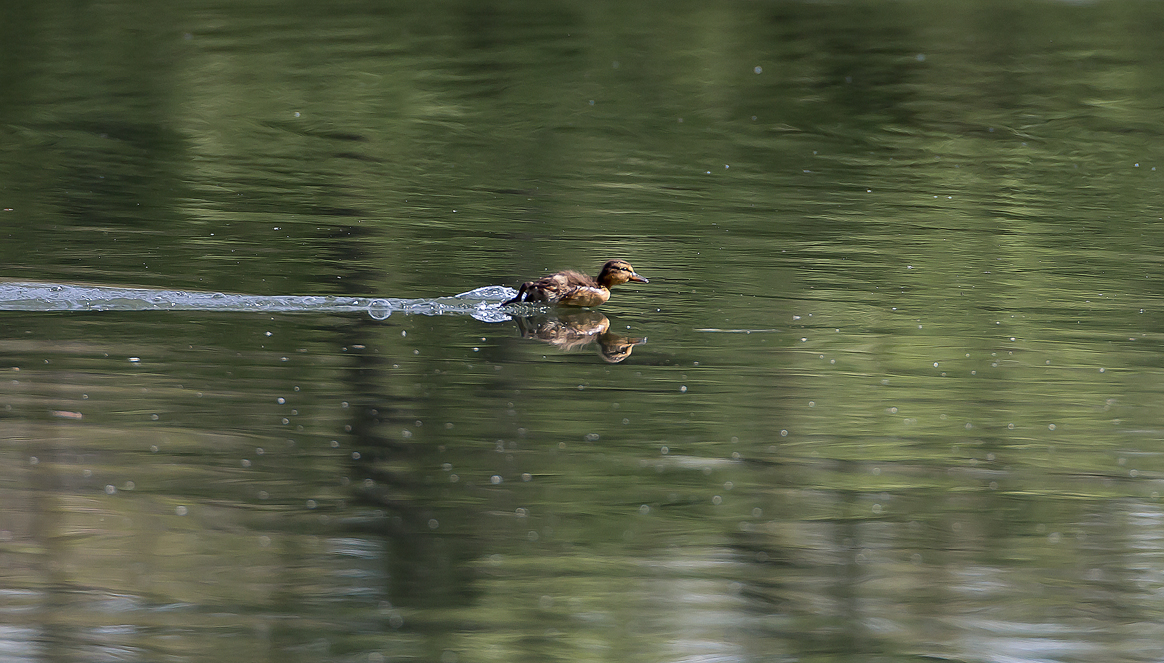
top-left (0, 282), bottom-right (519, 322)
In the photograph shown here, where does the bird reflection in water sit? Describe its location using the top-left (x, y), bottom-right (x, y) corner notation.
top-left (513, 310), bottom-right (646, 363)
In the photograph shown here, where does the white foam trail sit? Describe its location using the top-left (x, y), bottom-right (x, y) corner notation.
top-left (0, 282), bottom-right (520, 322)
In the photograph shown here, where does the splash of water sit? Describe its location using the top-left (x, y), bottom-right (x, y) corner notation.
top-left (0, 282), bottom-right (521, 322)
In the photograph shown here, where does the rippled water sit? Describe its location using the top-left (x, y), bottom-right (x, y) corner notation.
top-left (0, 282), bottom-right (518, 320)
top-left (4, 1), bottom-right (1164, 662)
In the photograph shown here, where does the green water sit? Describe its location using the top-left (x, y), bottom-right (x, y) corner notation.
top-left (3, 1), bottom-right (1164, 661)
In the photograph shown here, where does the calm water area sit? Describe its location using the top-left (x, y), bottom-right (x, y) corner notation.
top-left (3, 1), bottom-right (1164, 661)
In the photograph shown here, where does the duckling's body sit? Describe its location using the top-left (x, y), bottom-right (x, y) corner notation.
top-left (502, 259), bottom-right (648, 307)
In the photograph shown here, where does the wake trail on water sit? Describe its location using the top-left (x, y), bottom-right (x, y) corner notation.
top-left (0, 283), bottom-right (522, 322)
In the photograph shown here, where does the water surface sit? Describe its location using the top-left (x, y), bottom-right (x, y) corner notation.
top-left (3, 1), bottom-right (1164, 661)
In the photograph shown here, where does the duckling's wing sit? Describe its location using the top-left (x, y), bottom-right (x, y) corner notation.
top-left (519, 274), bottom-right (567, 303)
top-left (556, 270), bottom-right (595, 287)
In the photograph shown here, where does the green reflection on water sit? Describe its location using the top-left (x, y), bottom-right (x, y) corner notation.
top-left (3, 0), bottom-right (1164, 661)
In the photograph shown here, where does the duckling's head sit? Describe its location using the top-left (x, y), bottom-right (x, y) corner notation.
top-left (597, 260), bottom-right (649, 288)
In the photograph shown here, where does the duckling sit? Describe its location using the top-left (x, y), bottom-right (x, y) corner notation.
top-left (502, 259), bottom-right (648, 307)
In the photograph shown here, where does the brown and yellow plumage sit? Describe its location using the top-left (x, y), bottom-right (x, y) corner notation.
top-left (502, 259), bottom-right (648, 307)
